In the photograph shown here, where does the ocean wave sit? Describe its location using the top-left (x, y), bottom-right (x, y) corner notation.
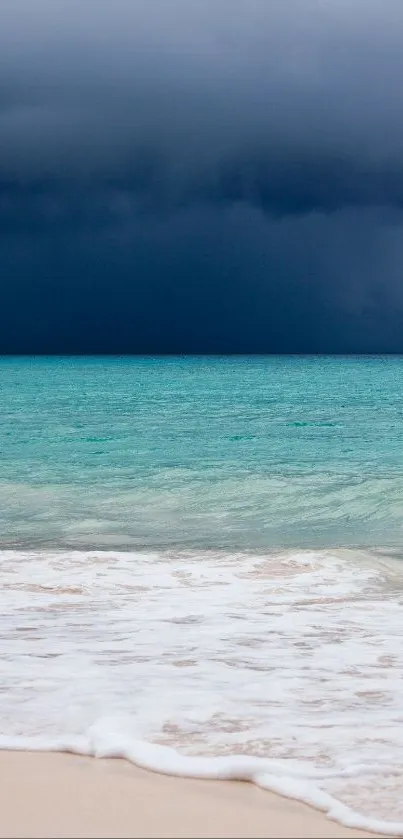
top-left (1, 547), bottom-right (403, 829)
top-left (1, 471), bottom-right (403, 551)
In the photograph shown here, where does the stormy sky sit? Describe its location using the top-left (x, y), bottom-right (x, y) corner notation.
top-left (1, 0), bottom-right (403, 353)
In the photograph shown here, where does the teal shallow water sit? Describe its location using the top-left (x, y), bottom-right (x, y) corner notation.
top-left (1, 355), bottom-right (403, 550)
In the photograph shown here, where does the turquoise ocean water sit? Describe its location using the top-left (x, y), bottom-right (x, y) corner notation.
top-left (2, 356), bottom-right (403, 833)
top-left (1, 354), bottom-right (403, 551)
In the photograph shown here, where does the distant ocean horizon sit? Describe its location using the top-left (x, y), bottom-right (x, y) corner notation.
top-left (1, 355), bottom-right (403, 834)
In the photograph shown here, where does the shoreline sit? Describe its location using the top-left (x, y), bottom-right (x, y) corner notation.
top-left (0, 750), bottom-right (380, 838)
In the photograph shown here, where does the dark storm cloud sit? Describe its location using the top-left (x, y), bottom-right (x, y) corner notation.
top-left (2, 0), bottom-right (403, 208)
top-left (1, 0), bottom-right (403, 352)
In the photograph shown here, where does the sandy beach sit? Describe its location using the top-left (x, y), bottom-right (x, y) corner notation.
top-left (0, 750), bottom-right (380, 839)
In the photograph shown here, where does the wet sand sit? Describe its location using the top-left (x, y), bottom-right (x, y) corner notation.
top-left (0, 750), bottom-right (380, 838)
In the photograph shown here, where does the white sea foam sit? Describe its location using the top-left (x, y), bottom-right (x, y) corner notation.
top-left (1, 547), bottom-right (403, 834)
